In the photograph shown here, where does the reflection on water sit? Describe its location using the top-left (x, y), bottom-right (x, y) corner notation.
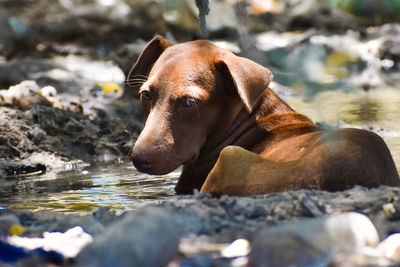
top-left (0, 164), bottom-right (179, 214)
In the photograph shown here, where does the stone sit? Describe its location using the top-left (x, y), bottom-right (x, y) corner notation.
top-left (77, 207), bottom-right (180, 267)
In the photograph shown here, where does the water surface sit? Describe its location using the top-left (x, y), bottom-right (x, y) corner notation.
top-left (0, 164), bottom-right (179, 214)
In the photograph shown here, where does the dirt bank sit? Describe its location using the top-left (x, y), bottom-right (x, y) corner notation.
top-left (1, 185), bottom-right (400, 266)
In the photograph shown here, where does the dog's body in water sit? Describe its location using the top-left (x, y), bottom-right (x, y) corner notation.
top-left (128, 36), bottom-right (400, 196)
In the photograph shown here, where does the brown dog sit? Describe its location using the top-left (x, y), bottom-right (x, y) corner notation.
top-left (128, 36), bottom-right (400, 196)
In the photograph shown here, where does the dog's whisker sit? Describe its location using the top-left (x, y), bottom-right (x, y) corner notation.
top-left (125, 80), bottom-right (148, 87)
top-left (128, 75), bottom-right (148, 81)
top-left (125, 74), bottom-right (149, 86)
top-left (127, 81), bottom-right (146, 85)
top-left (126, 78), bottom-right (147, 82)
top-left (128, 76), bottom-right (148, 80)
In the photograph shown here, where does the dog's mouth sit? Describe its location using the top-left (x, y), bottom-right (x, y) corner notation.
top-left (132, 153), bottom-right (199, 176)
top-left (133, 162), bottom-right (154, 174)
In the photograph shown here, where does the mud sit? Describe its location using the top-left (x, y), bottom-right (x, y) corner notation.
top-left (0, 80), bottom-right (143, 177)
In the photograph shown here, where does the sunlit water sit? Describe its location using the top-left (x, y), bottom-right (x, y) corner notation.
top-left (0, 164), bottom-right (180, 214)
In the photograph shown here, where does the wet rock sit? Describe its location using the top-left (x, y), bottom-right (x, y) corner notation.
top-left (77, 207), bottom-right (180, 267)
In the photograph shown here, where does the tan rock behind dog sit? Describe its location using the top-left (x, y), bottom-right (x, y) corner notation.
top-left (128, 36), bottom-right (400, 196)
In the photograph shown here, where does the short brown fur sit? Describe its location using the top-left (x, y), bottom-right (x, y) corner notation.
top-left (128, 37), bottom-right (400, 196)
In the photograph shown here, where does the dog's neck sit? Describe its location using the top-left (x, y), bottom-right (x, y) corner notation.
top-left (176, 88), bottom-right (315, 194)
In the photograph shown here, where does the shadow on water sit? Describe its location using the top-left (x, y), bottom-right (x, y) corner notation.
top-left (0, 164), bottom-right (179, 214)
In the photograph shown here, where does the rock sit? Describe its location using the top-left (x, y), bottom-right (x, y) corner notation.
top-left (250, 212), bottom-right (379, 266)
top-left (77, 207), bottom-right (180, 267)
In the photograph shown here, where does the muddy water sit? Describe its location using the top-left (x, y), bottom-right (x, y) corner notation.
top-left (0, 164), bottom-right (179, 213)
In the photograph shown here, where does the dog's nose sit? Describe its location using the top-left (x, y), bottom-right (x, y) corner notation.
top-left (130, 150), bottom-right (154, 173)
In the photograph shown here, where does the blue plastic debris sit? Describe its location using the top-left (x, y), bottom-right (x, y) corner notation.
top-left (0, 240), bottom-right (27, 263)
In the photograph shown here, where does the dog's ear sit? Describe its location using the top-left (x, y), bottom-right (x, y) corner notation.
top-left (127, 36), bottom-right (173, 86)
top-left (215, 54), bottom-right (273, 112)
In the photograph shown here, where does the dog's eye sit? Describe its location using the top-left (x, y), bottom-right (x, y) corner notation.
top-left (185, 98), bottom-right (199, 108)
top-left (141, 91), bottom-right (151, 101)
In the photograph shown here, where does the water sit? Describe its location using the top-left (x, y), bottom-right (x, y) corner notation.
top-left (0, 164), bottom-right (180, 214)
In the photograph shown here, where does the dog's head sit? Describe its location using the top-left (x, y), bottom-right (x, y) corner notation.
top-left (128, 36), bottom-right (273, 175)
